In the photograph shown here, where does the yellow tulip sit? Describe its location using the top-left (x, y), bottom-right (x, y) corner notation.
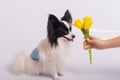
top-left (73, 19), bottom-right (83, 29)
top-left (73, 16), bottom-right (93, 64)
top-left (83, 16), bottom-right (93, 30)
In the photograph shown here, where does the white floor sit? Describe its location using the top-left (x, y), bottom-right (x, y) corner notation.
top-left (0, 31), bottom-right (120, 80)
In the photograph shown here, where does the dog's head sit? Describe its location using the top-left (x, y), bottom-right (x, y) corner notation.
top-left (47, 10), bottom-right (75, 47)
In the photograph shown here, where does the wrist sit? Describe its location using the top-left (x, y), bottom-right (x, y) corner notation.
top-left (102, 40), bottom-right (110, 49)
top-left (99, 40), bottom-right (108, 50)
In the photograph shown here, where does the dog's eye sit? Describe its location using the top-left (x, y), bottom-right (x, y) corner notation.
top-left (64, 31), bottom-right (68, 35)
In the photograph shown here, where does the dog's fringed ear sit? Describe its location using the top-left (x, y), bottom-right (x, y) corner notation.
top-left (48, 14), bottom-right (60, 28)
top-left (61, 10), bottom-right (72, 24)
top-left (47, 14), bottom-right (60, 47)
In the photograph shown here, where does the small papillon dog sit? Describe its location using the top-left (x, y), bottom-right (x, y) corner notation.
top-left (11, 10), bottom-right (75, 80)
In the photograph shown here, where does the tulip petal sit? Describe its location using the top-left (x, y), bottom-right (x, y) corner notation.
top-left (73, 19), bottom-right (83, 29)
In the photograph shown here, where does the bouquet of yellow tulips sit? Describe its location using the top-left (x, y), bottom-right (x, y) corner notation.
top-left (73, 16), bottom-right (93, 64)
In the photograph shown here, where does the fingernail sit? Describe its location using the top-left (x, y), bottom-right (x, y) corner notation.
top-left (85, 46), bottom-right (88, 49)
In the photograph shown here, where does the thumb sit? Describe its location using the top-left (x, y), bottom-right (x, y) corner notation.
top-left (87, 38), bottom-right (95, 44)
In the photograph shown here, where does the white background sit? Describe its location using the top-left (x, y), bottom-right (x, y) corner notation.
top-left (0, 0), bottom-right (120, 80)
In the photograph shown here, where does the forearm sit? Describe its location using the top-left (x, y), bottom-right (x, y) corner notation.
top-left (104, 36), bottom-right (120, 49)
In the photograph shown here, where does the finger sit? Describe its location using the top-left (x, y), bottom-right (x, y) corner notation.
top-left (89, 35), bottom-right (96, 39)
top-left (83, 40), bottom-right (88, 50)
top-left (84, 46), bottom-right (88, 50)
top-left (87, 38), bottom-right (95, 44)
top-left (90, 45), bottom-right (97, 49)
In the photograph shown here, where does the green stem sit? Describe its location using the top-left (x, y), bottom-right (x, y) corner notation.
top-left (87, 42), bottom-right (92, 64)
top-left (83, 29), bottom-right (92, 64)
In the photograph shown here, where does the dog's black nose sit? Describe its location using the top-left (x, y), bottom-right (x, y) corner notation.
top-left (72, 35), bottom-right (75, 38)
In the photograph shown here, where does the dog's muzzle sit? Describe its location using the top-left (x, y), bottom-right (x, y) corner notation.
top-left (64, 34), bottom-right (75, 42)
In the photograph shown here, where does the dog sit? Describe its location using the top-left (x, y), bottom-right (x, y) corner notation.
top-left (11, 10), bottom-right (75, 80)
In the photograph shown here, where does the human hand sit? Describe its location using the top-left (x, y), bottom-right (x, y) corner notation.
top-left (83, 36), bottom-right (106, 50)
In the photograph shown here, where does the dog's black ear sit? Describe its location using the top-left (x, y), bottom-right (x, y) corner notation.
top-left (61, 10), bottom-right (72, 24)
top-left (48, 14), bottom-right (60, 28)
top-left (47, 14), bottom-right (60, 47)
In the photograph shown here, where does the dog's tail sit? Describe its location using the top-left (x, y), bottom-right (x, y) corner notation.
top-left (11, 51), bottom-right (26, 74)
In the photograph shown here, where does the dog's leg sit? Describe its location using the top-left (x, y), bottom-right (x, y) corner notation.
top-left (53, 78), bottom-right (59, 80)
top-left (50, 67), bottom-right (59, 80)
top-left (56, 64), bottom-right (64, 76)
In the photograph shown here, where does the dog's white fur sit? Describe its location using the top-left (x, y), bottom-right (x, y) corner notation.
top-left (11, 10), bottom-right (74, 80)
top-left (11, 37), bottom-right (72, 80)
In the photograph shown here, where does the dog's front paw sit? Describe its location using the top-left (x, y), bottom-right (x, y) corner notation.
top-left (58, 71), bottom-right (64, 76)
top-left (53, 78), bottom-right (59, 80)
